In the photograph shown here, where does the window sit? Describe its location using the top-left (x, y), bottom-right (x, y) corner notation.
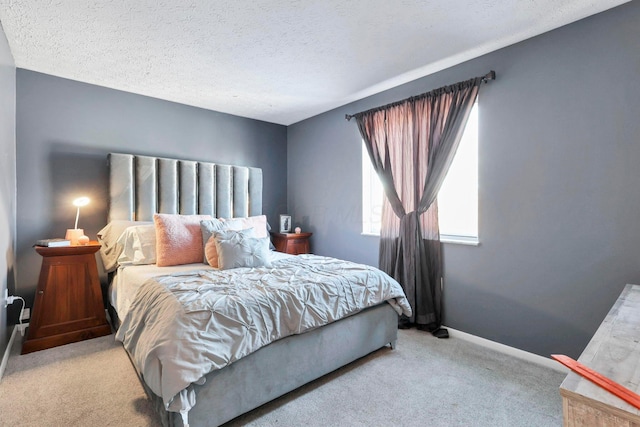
top-left (362, 103), bottom-right (478, 243)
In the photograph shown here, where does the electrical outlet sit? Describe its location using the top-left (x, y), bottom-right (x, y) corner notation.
top-left (21, 308), bottom-right (30, 321)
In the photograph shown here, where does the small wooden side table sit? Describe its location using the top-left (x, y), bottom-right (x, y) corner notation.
top-left (270, 232), bottom-right (312, 255)
top-left (22, 242), bottom-right (112, 354)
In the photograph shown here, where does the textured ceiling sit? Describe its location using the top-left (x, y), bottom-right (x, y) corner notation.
top-left (0, 0), bottom-right (629, 125)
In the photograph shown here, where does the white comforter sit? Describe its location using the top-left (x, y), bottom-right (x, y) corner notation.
top-left (115, 254), bottom-right (412, 415)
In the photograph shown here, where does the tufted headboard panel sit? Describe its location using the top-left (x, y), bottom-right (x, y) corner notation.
top-left (108, 153), bottom-right (263, 222)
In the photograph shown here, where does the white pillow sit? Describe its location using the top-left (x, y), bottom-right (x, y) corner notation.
top-left (231, 215), bottom-right (269, 239)
top-left (225, 215), bottom-right (275, 250)
top-left (116, 224), bottom-right (157, 266)
top-left (97, 220), bottom-right (153, 272)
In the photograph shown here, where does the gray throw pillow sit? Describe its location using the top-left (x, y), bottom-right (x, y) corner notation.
top-left (200, 218), bottom-right (226, 263)
top-left (213, 229), bottom-right (272, 270)
top-left (200, 218), bottom-right (250, 263)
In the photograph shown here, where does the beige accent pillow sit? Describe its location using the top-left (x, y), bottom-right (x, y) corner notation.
top-left (154, 214), bottom-right (212, 267)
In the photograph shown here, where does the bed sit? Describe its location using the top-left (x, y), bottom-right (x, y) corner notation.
top-left (101, 153), bottom-right (411, 427)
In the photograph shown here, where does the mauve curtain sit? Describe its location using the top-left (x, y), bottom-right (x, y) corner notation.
top-left (355, 76), bottom-right (482, 334)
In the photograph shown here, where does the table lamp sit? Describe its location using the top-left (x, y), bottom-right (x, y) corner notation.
top-left (65, 196), bottom-right (90, 245)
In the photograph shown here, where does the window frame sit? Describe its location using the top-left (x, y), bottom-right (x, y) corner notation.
top-left (361, 102), bottom-right (479, 246)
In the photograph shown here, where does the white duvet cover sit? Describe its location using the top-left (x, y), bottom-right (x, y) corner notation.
top-left (114, 254), bottom-right (411, 419)
top-left (109, 251), bottom-right (292, 320)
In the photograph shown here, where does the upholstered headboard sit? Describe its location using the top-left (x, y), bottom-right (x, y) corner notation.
top-left (108, 153), bottom-right (263, 222)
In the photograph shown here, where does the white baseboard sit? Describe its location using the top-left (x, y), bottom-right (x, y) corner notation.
top-left (2, 323), bottom-right (566, 381)
top-left (0, 325), bottom-right (19, 383)
top-left (445, 326), bottom-right (569, 374)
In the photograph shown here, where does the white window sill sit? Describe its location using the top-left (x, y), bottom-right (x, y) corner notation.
top-left (440, 235), bottom-right (480, 246)
top-left (361, 232), bottom-right (479, 246)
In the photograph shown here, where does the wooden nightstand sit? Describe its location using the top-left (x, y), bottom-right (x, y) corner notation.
top-left (270, 232), bottom-right (312, 255)
top-left (22, 242), bottom-right (112, 354)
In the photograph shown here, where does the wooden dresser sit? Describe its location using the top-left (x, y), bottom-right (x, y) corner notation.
top-left (22, 243), bottom-right (112, 354)
top-left (270, 232), bottom-right (312, 255)
top-left (559, 284), bottom-right (640, 426)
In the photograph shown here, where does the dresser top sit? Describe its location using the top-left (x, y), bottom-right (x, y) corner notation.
top-left (560, 284), bottom-right (640, 418)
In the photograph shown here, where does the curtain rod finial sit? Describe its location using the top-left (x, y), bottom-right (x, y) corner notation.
top-left (483, 70), bottom-right (496, 82)
top-left (345, 114), bottom-right (353, 121)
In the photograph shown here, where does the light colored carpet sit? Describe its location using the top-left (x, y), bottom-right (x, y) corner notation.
top-left (0, 328), bottom-right (565, 426)
top-left (0, 330), bottom-right (158, 426)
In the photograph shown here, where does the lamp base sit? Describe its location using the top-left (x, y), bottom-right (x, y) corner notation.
top-left (65, 229), bottom-right (85, 245)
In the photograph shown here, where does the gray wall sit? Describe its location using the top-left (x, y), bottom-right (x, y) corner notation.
top-left (287, 2), bottom-right (640, 358)
top-left (0, 23), bottom-right (16, 358)
top-left (15, 70), bottom-right (287, 306)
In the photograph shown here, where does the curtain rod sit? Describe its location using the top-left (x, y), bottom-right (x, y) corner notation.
top-left (345, 70), bottom-right (495, 121)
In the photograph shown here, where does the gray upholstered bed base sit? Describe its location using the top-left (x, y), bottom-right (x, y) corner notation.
top-left (149, 303), bottom-right (398, 427)
top-left (107, 152), bottom-right (400, 426)
top-left (114, 301), bottom-right (398, 427)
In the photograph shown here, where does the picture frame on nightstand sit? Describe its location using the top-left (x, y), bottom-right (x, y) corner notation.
top-left (279, 214), bottom-right (292, 233)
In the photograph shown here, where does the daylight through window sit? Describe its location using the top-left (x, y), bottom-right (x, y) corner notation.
top-left (362, 102), bottom-right (478, 241)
